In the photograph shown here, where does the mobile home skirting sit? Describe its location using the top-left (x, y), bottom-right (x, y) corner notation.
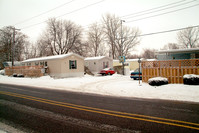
top-left (49, 72), bottom-right (84, 78)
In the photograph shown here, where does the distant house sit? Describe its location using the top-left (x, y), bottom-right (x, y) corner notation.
top-left (126, 59), bottom-right (146, 71)
top-left (156, 48), bottom-right (199, 60)
top-left (85, 56), bottom-right (113, 75)
top-left (113, 58), bottom-right (151, 71)
top-left (22, 53), bottom-right (84, 78)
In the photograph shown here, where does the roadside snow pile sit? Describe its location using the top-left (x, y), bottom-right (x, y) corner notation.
top-left (148, 77), bottom-right (168, 86)
top-left (1, 74), bottom-right (199, 102)
top-left (0, 69), bottom-right (4, 75)
top-left (183, 74), bottom-right (199, 85)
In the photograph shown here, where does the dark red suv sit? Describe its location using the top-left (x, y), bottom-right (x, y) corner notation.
top-left (99, 68), bottom-right (115, 76)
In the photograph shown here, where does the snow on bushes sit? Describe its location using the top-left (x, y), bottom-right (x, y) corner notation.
top-left (148, 77), bottom-right (168, 86)
top-left (183, 74), bottom-right (199, 85)
top-left (12, 73), bottom-right (24, 78)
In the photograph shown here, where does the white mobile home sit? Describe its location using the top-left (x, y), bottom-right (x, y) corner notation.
top-left (85, 56), bottom-right (113, 75)
top-left (22, 53), bottom-right (84, 78)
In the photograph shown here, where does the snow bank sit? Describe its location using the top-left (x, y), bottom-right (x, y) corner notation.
top-left (0, 70), bottom-right (4, 75)
top-left (0, 75), bottom-right (199, 102)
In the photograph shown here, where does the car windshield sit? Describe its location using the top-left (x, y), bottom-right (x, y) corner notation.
top-left (134, 68), bottom-right (142, 72)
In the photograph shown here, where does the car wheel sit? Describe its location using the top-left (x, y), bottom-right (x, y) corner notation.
top-left (108, 72), bottom-right (111, 75)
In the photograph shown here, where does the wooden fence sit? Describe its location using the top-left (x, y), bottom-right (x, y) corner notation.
top-left (5, 66), bottom-right (44, 77)
top-left (142, 59), bottom-right (199, 84)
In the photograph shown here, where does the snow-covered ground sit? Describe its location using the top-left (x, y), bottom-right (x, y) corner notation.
top-left (0, 74), bottom-right (199, 103)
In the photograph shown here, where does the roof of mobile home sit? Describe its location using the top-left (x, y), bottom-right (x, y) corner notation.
top-left (156, 48), bottom-right (199, 54)
top-left (22, 53), bottom-right (84, 63)
top-left (85, 56), bottom-right (112, 61)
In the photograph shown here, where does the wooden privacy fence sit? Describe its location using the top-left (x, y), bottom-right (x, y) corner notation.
top-left (142, 59), bottom-right (199, 84)
top-left (5, 66), bottom-right (44, 77)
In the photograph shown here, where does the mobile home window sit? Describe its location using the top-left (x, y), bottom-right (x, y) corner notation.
top-left (195, 53), bottom-right (199, 58)
top-left (103, 62), bottom-right (105, 68)
top-left (45, 61), bottom-right (48, 66)
top-left (69, 60), bottom-right (77, 69)
top-left (27, 63), bottom-right (31, 66)
top-left (40, 62), bottom-right (44, 66)
top-left (106, 61), bottom-right (109, 68)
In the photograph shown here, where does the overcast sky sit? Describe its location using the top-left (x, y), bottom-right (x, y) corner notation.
top-left (0, 0), bottom-right (199, 55)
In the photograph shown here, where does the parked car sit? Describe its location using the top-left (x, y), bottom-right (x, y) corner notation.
top-left (99, 68), bottom-right (115, 76)
top-left (130, 68), bottom-right (142, 80)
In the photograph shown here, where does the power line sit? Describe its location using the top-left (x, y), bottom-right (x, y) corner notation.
top-left (122, 0), bottom-right (197, 19)
top-left (82, 0), bottom-right (198, 30)
top-left (20, 0), bottom-right (106, 30)
top-left (14, 0), bottom-right (198, 40)
top-left (56, 0), bottom-right (105, 19)
top-left (128, 25), bottom-right (199, 38)
top-left (14, 0), bottom-right (76, 26)
top-left (126, 3), bottom-right (199, 23)
top-left (121, 0), bottom-right (187, 18)
top-left (16, 0), bottom-right (187, 30)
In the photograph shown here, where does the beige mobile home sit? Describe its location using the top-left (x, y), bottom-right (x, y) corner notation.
top-left (22, 53), bottom-right (84, 78)
top-left (85, 56), bottom-right (113, 75)
top-left (113, 59), bottom-right (140, 71)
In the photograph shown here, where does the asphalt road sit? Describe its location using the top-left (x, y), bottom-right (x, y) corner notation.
top-left (0, 83), bottom-right (199, 133)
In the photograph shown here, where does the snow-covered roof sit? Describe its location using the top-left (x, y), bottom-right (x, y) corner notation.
top-left (126, 58), bottom-right (145, 62)
top-left (114, 58), bottom-right (147, 62)
top-left (157, 48), bottom-right (199, 54)
top-left (85, 56), bottom-right (110, 61)
top-left (22, 53), bottom-right (84, 63)
top-left (146, 59), bottom-right (157, 61)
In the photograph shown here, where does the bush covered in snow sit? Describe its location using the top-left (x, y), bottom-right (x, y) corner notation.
top-left (12, 73), bottom-right (24, 78)
top-left (13, 73), bottom-right (17, 77)
top-left (183, 74), bottom-right (199, 85)
top-left (17, 74), bottom-right (24, 77)
top-left (148, 77), bottom-right (168, 86)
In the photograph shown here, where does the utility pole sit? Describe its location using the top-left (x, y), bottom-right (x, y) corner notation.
top-left (121, 20), bottom-right (125, 75)
top-left (11, 27), bottom-right (20, 66)
top-left (138, 57), bottom-right (141, 85)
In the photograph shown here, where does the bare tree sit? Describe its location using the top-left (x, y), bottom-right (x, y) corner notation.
top-left (102, 14), bottom-right (119, 59)
top-left (0, 26), bottom-right (13, 64)
top-left (162, 43), bottom-right (179, 50)
top-left (14, 32), bottom-right (29, 61)
top-left (39, 18), bottom-right (83, 55)
top-left (141, 48), bottom-right (157, 59)
top-left (36, 33), bottom-right (53, 57)
top-left (70, 40), bottom-right (88, 57)
top-left (23, 42), bottom-right (37, 59)
top-left (102, 14), bottom-right (140, 59)
top-left (127, 54), bottom-right (139, 59)
top-left (86, 22), bottom-right (105, 57)
top-left (177, 26), bottom-right (199, 48)
top-left (116, 26), bottom-right (140, 57)
top-left (0, 26), bottom-right (29, 67)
